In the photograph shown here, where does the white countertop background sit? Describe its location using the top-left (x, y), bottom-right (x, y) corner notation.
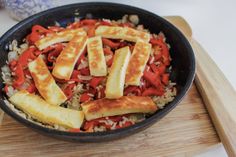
top-left (1, 0), bottom-right (236, 156)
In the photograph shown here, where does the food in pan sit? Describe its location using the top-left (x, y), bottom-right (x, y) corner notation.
top-left (1, 15), bottom-right (176, 132)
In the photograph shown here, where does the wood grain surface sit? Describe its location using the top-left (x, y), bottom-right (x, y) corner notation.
top-left (166, 16), bottom-right (236, 157)
top-left (0, 85), bottom-right (219, 157)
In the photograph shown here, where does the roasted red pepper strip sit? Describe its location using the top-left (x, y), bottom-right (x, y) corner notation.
top-left (80, 19), bottom-right (97, 26)
top-left (80, 92), bottom-right (92, 103)
top-left (103, 47), bottom-right (113, 55)
top-left (106, 56), bottom-right (113, 67)
top-left (18, 47), bottom-right (37, 68)
top-left (162, 73), bottom-right (170, 85)
top-left (143, 69), bottom-right (161, 88)
top-left (150, 38), bottom-right (170, 65)
top-left (26, 31), bottom-right (41, 45)
top-left (80, 67), bottom-right (90, 76)
top-left (142, 87), bottom-right (164, 96)
top-left (70, 70), bottom-right (81, 82)
top-left (63, 83), bottom-right (76, 99)
top-left (27, 25), bottom-right (52, 44)
top-left (26, 82), bottom-right (37, 93)
top-left (83, 120), bottom-right (98, 132)
top-left (150, 63), bottom-right (166, 75)
top-left (12, 63), bottom-right (25, 88)
top-left (47, 44), bottom-right (64, 62)
top-left (89, 77), bottom-right (105, 89)
top-left (102, 38), bottom-right (120, 48)
top-left (115, 121), bottom-right (133, 129)
top-left (124, 86), bottom-right (141, 96)
top-left (32, 25), bottom-right (52, 34)
top-left (76, 49), bottom-right (87, 66)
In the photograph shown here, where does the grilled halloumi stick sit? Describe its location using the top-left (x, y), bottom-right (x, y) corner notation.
top-left (52, 33), bottom-right (87, 80)
top-left (126, 41), bottom-right (151, 85)
top-left (105, 46), bottom-right (131, 99)
top-left (9, 90), bottom-right (84, 128)
top-left (28, 56), bottom-right (67, 105)
top-left (35, 28), bottom-right (85, 50)
top-left (81, 96), bottom-right (158, 121)
top-left (95, 26), bottom-right (150, 42)
top-left (87, 36), bottom-right (107, 76)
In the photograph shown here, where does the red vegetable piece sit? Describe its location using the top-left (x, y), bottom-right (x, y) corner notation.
top-left (80, 67), bottom-right (90, 76)
top-left (106, 56), bottom-right (113, 67)
top-left (18, 47), bottom-right (37, 68)
top-left (12, 63), bottom-right (25, 88)
top-left (142, 87), bottom-right (164, 96)
top-left (76, 49), bottom-right (87, 65)
top-left (80, 19), bottom-right (97, 26)
top-left (115, 121), bottom-right (133, 129)
top-left (162, 73), bottom-right (170, 85)
top-left (32, 25), bottom-right (52, 34)
top-left (143, 69), bottom-right (161, 88)
top-left (102, 38), bottom-right (120, 48)
top-left (89, 77), bottom-right (105, 89)
top-left (26, 83), bottom-right (37, 93)
top-left (26, 31), bottom-right (41, 44)
top-left (103, 47), bottom-right (113, 55)
top-left (46, 44), bottom-right (64, 62)
top-left (70, 70), bottom-right (81, 82)
top-left (80, 93), bottom-right (91, 103)
top-left (124, 86), bottom-right (141, 96)
top-left (63, 83), bottom-right (76, 99)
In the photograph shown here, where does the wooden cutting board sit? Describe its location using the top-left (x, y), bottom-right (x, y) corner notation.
top-left (0, 17), bottom-right (222, 157)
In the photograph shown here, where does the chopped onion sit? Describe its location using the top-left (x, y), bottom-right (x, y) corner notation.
top-left (77, 59), bottom-right (88, 70)
top-left (8, 51), bottom-right (19, 62)
top-left (105, 54), bottom-right (113, 62)
top-left (78, 75), bottom-right (92, 81)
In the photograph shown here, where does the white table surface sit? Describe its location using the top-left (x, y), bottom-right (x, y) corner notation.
top-left (1, 0), bottom-right (236, 156)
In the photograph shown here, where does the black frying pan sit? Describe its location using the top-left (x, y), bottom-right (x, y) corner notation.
top-left (0, 2), bottom-right (195, 142)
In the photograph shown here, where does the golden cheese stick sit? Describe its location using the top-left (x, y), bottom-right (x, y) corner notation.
top-left (87, 36), bottom-right (107, 76)
top-left (105, 46), bottom-right (131, 99)
top-left (52, 33), bottom-right (87, 80)
top-left (35, 28), bottom-right (85, 50)
top-left (81, 96), bottom-right (158, 121)
top-left (95, 26), bottom-right (150, 42)
top-left (9, 90), bottom-right (84, 128)
top-left (125, 41), bottom-right (151, 85)
top-left (28, 56), bottom-right (67, 105)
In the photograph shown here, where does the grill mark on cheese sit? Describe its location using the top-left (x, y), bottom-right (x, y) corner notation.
top-left (9, 90), bottom-right (84, 128)
top-left (28, 56), bottom-right (67, 105)
top-left (87, 36), bottom-right (107, 76)
top-left (81, 96), bottom-right (158, 121)
top-left (35, 28), bottom-right (85, 50)
top-left (105, 46), bottom-right (131, 99)
top-left (52, 33), bottom-right (87, 80)
top-left (126, 41), bottom-right (151, 85)
top-left (95, 26), bottom-right (150, 42)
